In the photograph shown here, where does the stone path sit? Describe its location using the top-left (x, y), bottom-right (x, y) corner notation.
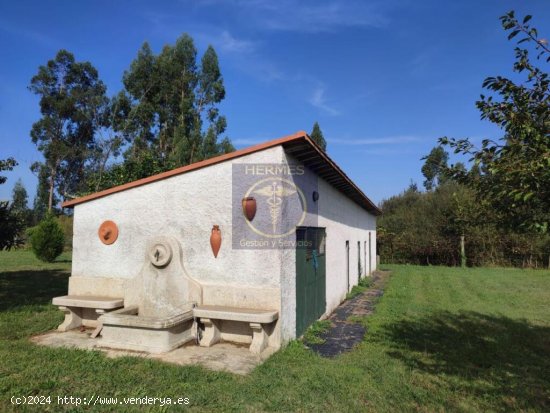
top-left (309, 270), bottom-right (391, 357)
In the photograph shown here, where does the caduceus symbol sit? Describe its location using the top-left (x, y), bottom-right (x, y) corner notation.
top-left (254, 180), bottom-right (297, 233)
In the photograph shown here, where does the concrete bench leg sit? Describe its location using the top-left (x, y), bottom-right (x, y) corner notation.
top-left (249, 322), bottom-right (268, 354)
top-left (199, 318), bottom-right (221, 347)
top-left (57, 306), bottom-right (83, 332)
top-left (90, 309), bottom-right (106, 338)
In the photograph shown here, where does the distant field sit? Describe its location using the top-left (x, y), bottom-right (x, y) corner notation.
top-left (1, 250), bottom-right (549, 412)
top-left (0, 249), bottom-right (72, 271)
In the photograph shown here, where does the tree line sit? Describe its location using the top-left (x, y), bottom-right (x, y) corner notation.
top-left (378, 11), bottom-right (550, 268)
top-left (1, 30), bottom-right (329, 253)
top-left (22, 33), bottom-right (330, 218)
top-left (29, 35), bottom-right (235, 216)
top-left (378, 163), bottom-right (549, 268)
top-left (1, 34), bottom-right (234, 253)
top-left (26, 34), bottom-right (329, 217)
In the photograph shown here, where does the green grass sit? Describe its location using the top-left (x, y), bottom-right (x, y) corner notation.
top-left (302, 320), bottom-right (332, 345)
top-left (345, 276), bottom-right (373, 300)
top-left (1, 251), bottom-right (550, 412)
top-left (0, 249), bottom-right (72, 271)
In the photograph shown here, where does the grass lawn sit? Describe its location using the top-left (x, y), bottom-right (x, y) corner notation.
top-left (1, 250), bottom-right (549, 412)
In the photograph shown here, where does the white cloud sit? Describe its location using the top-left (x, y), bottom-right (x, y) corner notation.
top-left (231, 134), bottom-right (422, 147)
top-left (141, 12), bottom-right (256, 56)
top-left (231, 138), bottom-right (265, 145)
top-left (195, 0), bottom-right (391, 33)
top-left (208, 30), bottom-right (256, 54)
top-left (361, 147), bottom-right (418, 156)
top-left (329, 136), bottom-right (422, 145)
top-left (0, 18), bottom-right (56, 48)
top-left (309, 86), bottom-right (339, 115)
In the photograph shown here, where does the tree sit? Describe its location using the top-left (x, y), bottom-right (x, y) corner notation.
top-left (310, 122), bottom-right (327, 151)
top-left (377, 179), bottom-right (549, 268)
top-left (82, 93), bottom-right (125, 193)
top-left (11, 179), bottom-right (31, 228)
top-left (29, 50), bottom-right (108, 210)
top-left (0, 158), bottom-right (24, 250)
top-left (440, 11), bottom-right (550, 232)
top-left (421, 146), bottom-right (449, 190)
top-left (116, 36), bottom-right (234, 178)
top-left (0, 203), bottom-right (23, 250)
top-left (11, 179), bottom-right (28, 214)
top-left (0, 157), bottom-right (17, 185)
top-left (30, 213), bottom-right (65, 262)
top-left (178, 45), bottom-right (230, 164)
top-left (31, 162), bottom-right (54, 223)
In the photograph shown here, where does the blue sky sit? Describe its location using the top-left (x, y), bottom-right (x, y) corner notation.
top-left (1, 0), bottom-right (549, 205)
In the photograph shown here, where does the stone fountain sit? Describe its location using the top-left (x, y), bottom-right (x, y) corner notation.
top-left (98, 236), bottom-right (202, 353)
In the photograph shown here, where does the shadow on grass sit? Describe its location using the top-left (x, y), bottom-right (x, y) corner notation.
top-left (0, 270), bottom-right (69, 311)
top-left (382, 311), bottom-right (550, 410)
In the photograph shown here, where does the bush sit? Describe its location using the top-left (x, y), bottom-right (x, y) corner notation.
top-left (0, 201), bottom-right (24, 250)
top-left (30, 213), bottom-right (65, 262)
top-left (377, 182), bottom-right (550, 268)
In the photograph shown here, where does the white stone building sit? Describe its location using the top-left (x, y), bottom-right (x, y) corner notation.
top-left (61, 131), bottom-right (380, 351)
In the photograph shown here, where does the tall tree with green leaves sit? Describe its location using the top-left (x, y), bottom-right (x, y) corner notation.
top-left (29, 50), bottom-right (108, 210)
top-left (421, 146), bottom-right (449, 191)
top-left (0, 158), bottom-right (17, 185)
top-left (440, 11), bottom-right (550, 232)
top-left (11, 179), bottom-right (29, 224)
top-left (117, 36), bottom-right (234, 178)
top-left (10, 179), bottom-right (31, 234)
top-left (31, 162), bottom-right (54, 223)
top-left (0, 158), bottom-right (23, 250)
top-left (310, 122), bottom-right (327, 151)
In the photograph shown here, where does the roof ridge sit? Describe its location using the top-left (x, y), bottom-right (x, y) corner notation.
top-left (62, 131), bottom-right (308, 208)
top-left (62, 130), bottom-right (381, 215)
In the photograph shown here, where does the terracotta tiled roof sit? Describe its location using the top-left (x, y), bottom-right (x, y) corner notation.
top-left (62, 131), bottom-right (381, 214)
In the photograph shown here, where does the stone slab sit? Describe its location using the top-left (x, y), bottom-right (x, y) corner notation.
top-left (52, 295), bottom-right (124, 309)
top-left (194, 305), bottom-right (278, 323)
top-left (31, 330), bottom-right (276, 375)
top-left (100, 305), bottom-right (195, 329)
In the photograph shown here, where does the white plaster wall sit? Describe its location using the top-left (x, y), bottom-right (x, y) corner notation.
top-left (316, 178), bottom-right (377, 313)
top-left (72, 146), bottom-right (287, 340)
top-left (71, 144), bottom-right (377, 344)
top-left (279, 241), bottom-right (296, 342)
top-left (280, 153), bottom-right (377, 339)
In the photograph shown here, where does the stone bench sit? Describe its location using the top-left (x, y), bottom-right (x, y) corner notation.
top-left (52, 295), bottom-right (124, 337)
top-left (193, 305), bottom-right (278, 354)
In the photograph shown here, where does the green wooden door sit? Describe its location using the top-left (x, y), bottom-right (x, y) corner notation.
top-left (296, 227), bottom-right (326, 337)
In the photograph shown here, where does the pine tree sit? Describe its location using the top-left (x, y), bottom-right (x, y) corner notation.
top-left (11, 179), bottom-right (28, 214)
top-left (11, 179), bottom-right (31, 227)
top-left (31, 162), bottom-right (54, 223)
top-left (310, 122), bottom-right (327, 151)
top-left (0, 158), bottom-right (23, 250)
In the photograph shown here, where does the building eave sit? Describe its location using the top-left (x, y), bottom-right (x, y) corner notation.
top-left (62, 131), bottom-right (381, 215)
